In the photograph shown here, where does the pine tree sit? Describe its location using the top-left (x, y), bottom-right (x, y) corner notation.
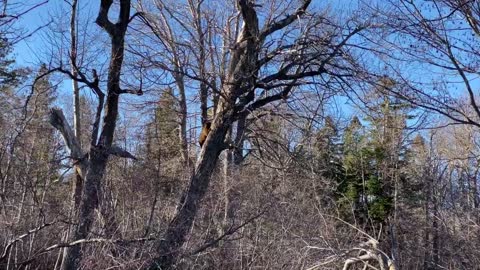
top-left (144, 87), bottom-right (181, 194)
top-left (337, 92), bottom-right (410, 223)
top-left (0, 35), bottom-right (24, 132)
top-left (147, 88), bottom-right (179, 159)
top-left (27, 64), bottom-right (58, 186)
top-left (338, 116), bottom-right (370, 222)
top-left (313, 116), bottom-right (343, 181)
top-left (0, 37), bottom-right (21, 86)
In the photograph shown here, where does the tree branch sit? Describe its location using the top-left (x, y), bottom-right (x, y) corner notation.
top-left (49, 108), bottom-right (84, 161)
top-left (109, 145), bottom-right (137, 160)
top-left (119, 88), bottom-right (143, 95)
top-left (19, 236), bottom-right (156, 267)
top-left (260, 0), bottom-right (312, 40)
top-left (96, 0), bottom-right (115, 35)
top-left (238, 0), bottom-right (259, 37)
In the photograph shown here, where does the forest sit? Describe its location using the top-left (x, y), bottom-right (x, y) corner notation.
top-left (0, 0), bottom-right (479, 269)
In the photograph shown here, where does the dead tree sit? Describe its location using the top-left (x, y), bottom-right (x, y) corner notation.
top-left (44, 0), bottom-right (140, 269)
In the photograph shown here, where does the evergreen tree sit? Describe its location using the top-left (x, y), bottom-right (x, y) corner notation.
top-left (313, 116), bottom-right (343, 181)
top-left (0, 36), bottom-right (24, 132)
top-left (0, 37), bottom-right (21, 86)
top-left (27, 64), bottom-right (58, 186)
top-left (144, 87), bottom-right (181, 194)
top-left (338, 116), bottom-right (370, 222)
top-left (404, 134), bottom-right (428, 202)
top-left (337, 89), bottom-right (410, 223)
top-left (146, 87), bottom-right (179, 159)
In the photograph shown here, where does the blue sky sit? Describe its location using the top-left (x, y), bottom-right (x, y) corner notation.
top-left (7, 0), bottom-right (385, 140)
top-left (12, 0), bottom-right (478, 136)
top-left (13, 0), bottom-right (364, 65)
top-left (14, 1), bottom-right (62, 65)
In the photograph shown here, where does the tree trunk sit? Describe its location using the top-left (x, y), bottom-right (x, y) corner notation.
top-left (149, 104), bottom-right (235, 269)
top-left (192, 0), bottom-right (209, 124)
top-left (62, 0), bottom-right (84, 264)
top-left (233, 115), bottom-right (246, 165)
top-left (60, 1), bottom-right (131, 268)
top-left (432, 186), bottom-right (439, 269)
top-left (174, 73), bottom-right (190, 166)
top-left (423, 175), bottom-right (431, 270)
top-left (149, 1), bottom-right (259, 267)
top-left (61, 148), bottom-right (108, 270)
top-left (222, 128), bottom-right (234, 229)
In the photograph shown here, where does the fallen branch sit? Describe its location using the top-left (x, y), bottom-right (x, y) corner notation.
top-left (18, 236), bottom-right (157, 267)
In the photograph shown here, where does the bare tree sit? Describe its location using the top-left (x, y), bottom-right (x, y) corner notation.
top-left (0, 1), bottom-right (51, 44)
top-left (41, 1), bottom-right (141, 269)
top-left (366, 0), bottom-right (480, 127)
top-left (146, 0), bottom-right (369, 268)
